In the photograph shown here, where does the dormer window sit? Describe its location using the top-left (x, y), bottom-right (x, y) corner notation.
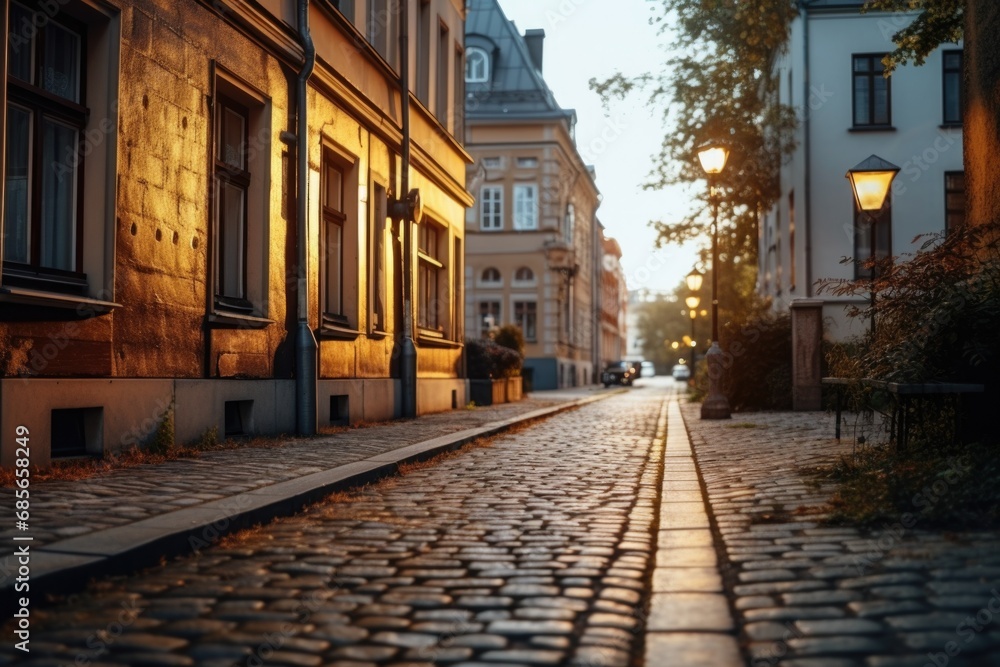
top-left (466, 47), bottom-right (490, 83)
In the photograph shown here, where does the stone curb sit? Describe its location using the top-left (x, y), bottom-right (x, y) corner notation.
top-left (3, 392), bottom-right (616, 613)
top-left (645, 399), bottom-right (742, 666)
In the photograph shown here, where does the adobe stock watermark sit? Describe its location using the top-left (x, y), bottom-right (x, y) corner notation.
top-left (925, 588), bottom-right (1000, 667)
top-left (851, 454), bottom-right (972, 575)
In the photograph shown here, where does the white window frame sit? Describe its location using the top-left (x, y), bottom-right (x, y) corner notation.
top-left (513, 184), bottom-right (538, 230)
top-left (466, 46), bottom-right (490, 83)
top-left (480, 185), bottom-right (503, 231)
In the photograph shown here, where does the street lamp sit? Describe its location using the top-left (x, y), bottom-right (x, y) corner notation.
top-left (697, 142), bottom-right (731, 419)
top-left (846, 154), bottom-right (900, 335)
top-left (685, 268), bottom-right (704, 293)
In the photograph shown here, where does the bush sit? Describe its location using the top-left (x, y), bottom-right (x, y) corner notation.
top-left (493, 325), bottom-right (525, 357)
top-left (819, 220), bottom-right (1000, 449)
top-left (465, 338), bottom-right (522, 379)
top-left (813, 220), bottom-right (1000, 527)
top-left (690, 311), bottom-right (793, 411)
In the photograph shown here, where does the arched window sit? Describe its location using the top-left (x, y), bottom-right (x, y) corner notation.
top-left (480, 267), bottom-right (502, 285)
top-left (514, 266), bottom-right (535, 283)
top-left (466, 47), bottom-right (490, 83)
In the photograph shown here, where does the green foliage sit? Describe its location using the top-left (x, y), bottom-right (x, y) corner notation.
top-left (863, 0), bottom-right (964, 74)
top-left (590, 0), bottom-right (799, 268)
top-left (147, 404), bottom-right (175, 455)
top-left (197, 426), bottom-right (220, 450)
top-left (465, 338), bottom-right (522, 379)
top-left (493, 325), bottom-right (525, 357)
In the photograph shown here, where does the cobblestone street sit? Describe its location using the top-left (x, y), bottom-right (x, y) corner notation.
top-left (6, 388), bottom-right (668, 667)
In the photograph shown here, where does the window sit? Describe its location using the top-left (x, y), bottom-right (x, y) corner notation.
top-left (514, 184), bottom-right (538, 230)
top-left (514, 266), bottom-right (535, 283)
top-left (4, 2), bottom-right (87, 290)
top-left (367, 0), bottom-right (398, 68)
top-left (516, 157), bottom-right (538, 168)
top-left (322, 146), bottom-right (359, 326)
top-left (480, 267), bottom-right (501, 286)
top-left (418, 220), bottom-right (445, 332)
top-left (370, 183), bottom-right (387, 331)
top-left (945, 171), bottom-right (965, 233)
top-left (416, 0), bottom-right (430, 104)
top-left (466, 46), bottom-right (489, 83)
top-left (436, 21), bottom-right (449, 126)
top-left (852, 54), bottom-right (891, 127)
top-left (514, 301), bottom-right (537, 341)
top-left (212, 74), bottom-right (271, 322)
top-left (854, 201), bottom-right (891, 279)
top-left (215, 96), bottom-right (251, 310)
top-left (564, 203), bottom-right (575, 244)
top-left (479, 300), bottom-right (500, 337)
top-left (943, 50), bottom-right (963, 126)
top-left (482, 156), bottom-right (502, 169)
top-left (480, 186), bottom-right (502, 230)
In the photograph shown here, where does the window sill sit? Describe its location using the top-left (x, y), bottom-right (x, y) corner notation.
top-left (418, 330), bottom-right (461, 348)
top-left (368, 329), bottom-right (390, 340)
top-left (848, 125), bottom-right (896, 133)
top-left (0, 286), bottom-right (120, 319)
top-left (940, 122), bottom-right (962, 130)
top-left (318, 324), bottom-right (362, 340)
top-left (207, 311), bottom-right (274, 328)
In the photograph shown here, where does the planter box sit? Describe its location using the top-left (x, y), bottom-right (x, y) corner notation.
top-left (469, 377), bottom-right (523, 406)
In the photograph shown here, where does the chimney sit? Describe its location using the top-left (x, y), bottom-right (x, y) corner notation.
top-left (524, 28), bottom-right (545, 73)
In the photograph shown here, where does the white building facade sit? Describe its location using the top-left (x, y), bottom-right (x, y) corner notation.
top-left (760, 0), bottom-right (964, 339)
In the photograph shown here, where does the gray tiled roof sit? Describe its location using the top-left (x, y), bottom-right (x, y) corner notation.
top-left (465, 0), bottom-right (573, 121)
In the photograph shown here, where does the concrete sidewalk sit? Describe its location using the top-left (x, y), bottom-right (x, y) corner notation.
top-left (1, 386), bottom-right (616, 609)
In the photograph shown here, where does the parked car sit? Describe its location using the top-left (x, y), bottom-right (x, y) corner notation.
top-left (602, 361), bottom-right (638, 387)
top-left (641, 361), bottom-right (655, 378)
top-left (672, 364), bottom-right (691, 381)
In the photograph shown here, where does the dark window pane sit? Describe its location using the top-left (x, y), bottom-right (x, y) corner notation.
top-left (42, 21), bottom-right (81, 102)
top-left (873, 77), bottom-right (889, 124)
top-left (854, 79), bottom-right (869, 124)
top-left (326, 220), bottom-right (343, 314)
top-left (853, 57), bottom-right (870, 72)
top-left (40, 118), bottom-right (78, 270)
top-left (221, 107), bottom-right (245, 169)
top-left (219, 180), bottom-right (246, 298)
top-left (7, 3), bottom-right (35, 83)
top-left (4, 106), bottom-right (32, 263)
top-left (944, 52), bottom-right (961, 69)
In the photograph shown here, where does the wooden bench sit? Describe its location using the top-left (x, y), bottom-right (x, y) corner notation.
top-left (822, 377), bottom-right (985, 452)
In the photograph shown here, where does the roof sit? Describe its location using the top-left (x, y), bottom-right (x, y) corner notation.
top-left (464, 0), bottom-right (573, 121)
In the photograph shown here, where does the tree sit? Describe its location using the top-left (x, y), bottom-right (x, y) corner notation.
top-left (865, 0), bottom-right (1000, 233)
top-left (590, 0), bottom-right (799, 269)
top-left (863, 0), bottom-right (963, 74)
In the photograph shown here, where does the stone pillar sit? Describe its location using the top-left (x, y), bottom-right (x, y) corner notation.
top-left (791, 299), bottom-right (824, 411)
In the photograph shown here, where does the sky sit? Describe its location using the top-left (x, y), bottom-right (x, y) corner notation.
top-left (494, 0), bottom-right (698, 296)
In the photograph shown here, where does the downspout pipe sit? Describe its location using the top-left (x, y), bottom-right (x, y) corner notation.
top-left (295, 0), bottom-right (318, 435)
top-left (801, 0), bottom-right (813, 297)
top-left (399, 0), bottom-right (418, 419)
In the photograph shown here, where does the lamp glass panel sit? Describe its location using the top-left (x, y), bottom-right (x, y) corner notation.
top-left (850, 170), bottom-right (896, 211)
top-left (697, 146), bottom-right (729, 175)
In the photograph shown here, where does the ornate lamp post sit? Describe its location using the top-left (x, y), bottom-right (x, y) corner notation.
top-left (696, 143), bottom-right (731, 419)
top-left (846, 155), bottom-right (899, 336)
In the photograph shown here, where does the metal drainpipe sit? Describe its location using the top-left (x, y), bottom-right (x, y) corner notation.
top-left (399, 0), bottom-right (418, 419)
top-left (802, 0), bottom-right (814, 297)
top-left (295, 0), bottom-right (318, 435)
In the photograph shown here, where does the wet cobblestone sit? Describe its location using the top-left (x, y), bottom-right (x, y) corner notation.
top-left (5, 389), bottom-right (665, 666)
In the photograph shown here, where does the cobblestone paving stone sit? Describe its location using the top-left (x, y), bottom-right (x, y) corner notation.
top-left (0, 395), bottom-right (583, 559)
top-left (681, 403), bottom-right (1000, 667)
top-left (3, 389), bottom-right (666, 666)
